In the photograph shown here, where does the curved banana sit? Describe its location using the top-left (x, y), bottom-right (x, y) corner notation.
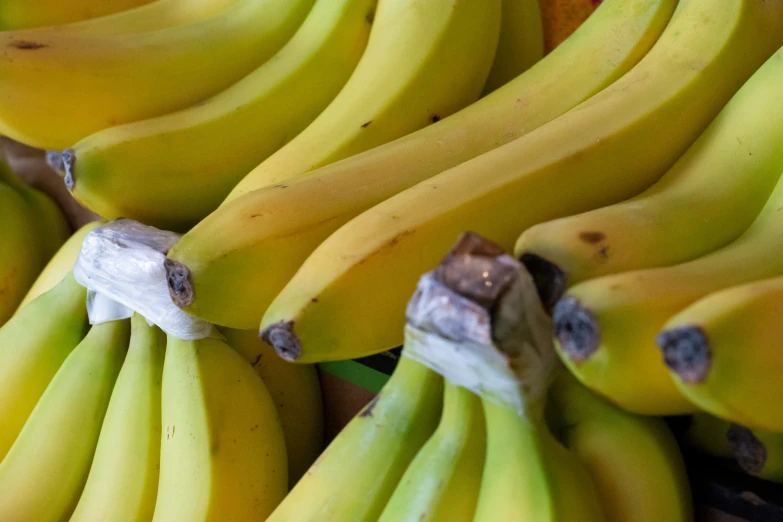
top-left (152, 334), bottom-right (287, 521)
top-left (0, 319), bottom-right (130, 522)
top-left (483, 0), bottom-right (544, 93)
top-left (18, 220), bottom-right (102, 310)
top-left (266, 357), bottom-right (443, 522)
top-left (516, 47), bottom-right (783, 299)
top-left (220, 327), bottom-right (324, 487)
top-left (0, 0), bottom-right (153, 30)
top-left (66, 0), bottom-right (376, 231)
top-left (70, 314), bottom-right (165, 522)
top-left (225, 0), bottom-right (502, 200)
top-left (727, 424), bottom-right (783, 483)
top-left (0, 0), bottom-right (315, 149)
top-left (685, 413), bottom-right (734, 460)
top-left (657, 275), bottom-right (783, 432)
top-left (377, 383), bottom-right (485, 522)
top-left (0, 272), bottom-right (88, 460)
top-left (168, 0), bottom-right (677, 328)
top-left (257, 0), bottom-right (783, 363)
top-left (556, 169), bottom-right (783, 415)
top-left (548, 371), bottom-right (692, 522)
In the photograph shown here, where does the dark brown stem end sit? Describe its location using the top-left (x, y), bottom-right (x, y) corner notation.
top-left (655, 325), bottom-right (711, 384)
top-left (553, 297), bottom-right (599, 363)
top-left (520, 253), bottom-right (567, 310)
top-left (728, 424), bottom-right (766, 475)
top-left (260, 321), bottom-right (301, 361)
top-left (164, 258), bottom-right (194, 308)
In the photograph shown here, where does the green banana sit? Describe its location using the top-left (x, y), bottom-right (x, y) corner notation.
top-left (685, 413), bottom-right (734, 460)
top-left (151, 335), bottom-right (288, 521)
top-left (266, 356), bottom-right (443, 522)
top-left (168, 0), bottom-right (677, 329)
top-left (0, 319), bottom-right (130, 522)
top-left (377, 383), bottom-right (485, 522)
top-left (0, 272), bottom-right (88, 460)
top-left (70, 314), bottom-right (166, 522)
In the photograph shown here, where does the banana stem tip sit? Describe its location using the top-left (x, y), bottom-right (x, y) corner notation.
top-left (61, 148), bottom-right (76, 190)
top-left (164, 258), bottom-right (194, 308)
top-left (728, 424), bottom-right (766, 475)
top-left (260, 321), bottom-right (301, 361)
top-left (553, 297), bottom-right (599, 363)
top-left (655, 325), bottom-right (711, 384)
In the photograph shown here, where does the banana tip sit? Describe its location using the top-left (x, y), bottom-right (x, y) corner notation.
top-left (655, 325), bottom-right (711, 384)
top-left (260, 321), bottom-right (301, 361)
top-left (553, 297), bottom-right (599, 363)
top-left (728, 424), bottom-right (766, 475)
top-left (520, 253), bottom-right (567, 310)
top-left (164, 258), bottom-right (194, 308)
top-left (61, 148), bottom-right (76, 190)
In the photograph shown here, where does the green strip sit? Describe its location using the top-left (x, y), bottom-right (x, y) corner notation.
top-left (318, 360), bottom-right (390, 394)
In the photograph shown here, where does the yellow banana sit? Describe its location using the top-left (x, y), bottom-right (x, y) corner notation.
top-left (377, 383), bottom-right (485, 522)
top-left (70, 314), bottom-right (165, 522)
top-left (516, 47), bottom-right (783, 300)
top-left (0, 0), bottom-right (153, 30)
top-left (66, 0), bottom-right (376, 231)
top-left (685, 413), bottom-right (734, 460)
top-left (18, 220), bottom-right (102, 310)
top-left (0, 319), bottom-right (130, 522)
top-left (0, 272), bottom-right (88, 460)
top-left (168, 0), bottom-right (677, 328)
top-left (556, 169), bottom-right (783, 415)
top-left (727, 424), bottom-right (783, 483)
top-left (225, 0), bottom-right (502, 200)
top-left (266, 356), bottom-right (443, 522)
top-left (658, 275), bottom-right (783, 432)
top-left (151, 334), bottom-right (287, 521)
top-left (483, 0), bottom-right (544, 93)
top-left (548, 371), bottom-right (693, 522)
top-left (258, 0), bottom-right (783, 363)
top-left (0, 0), bottom-right (314, 149)
top-left (220, 327), bottom-right (323, 487)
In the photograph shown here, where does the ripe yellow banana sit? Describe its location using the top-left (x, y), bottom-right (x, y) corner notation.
top-left (0, 0), bottom-right (315, 149)
top-left (70, 314), bottom-right (165, 522)
top-left (66, 0), bottom-right (376, 231)
top-left (377, 383), bottom-right (485, 522)
top-left (152, 334), bottom-right (287, 521)
top-left (728, 424), bottom-right (783, 484)
top-left (168, 0), bottom-right (677, 329)
top-left (266, 357), bottom-right (443, 522)
top-left (657, 275), bottom-right (783, 432)
top-left (0, 0), bottom-right (153, 30)
top-left (258, 0), bottom-right (783, 364)
top-left (548, 371), bottom-right (692, 522)
top-left (18, 220), bottom-right (102, 310)
top-left (0, 319), bottom-right (130, 522)
top-left (685, 413), bottom-right (734, 460)
top-left (0, 272), bottom-right (88, 460)
top-left (483, 0), bottom-right (544, 93)
top-left (225, 0), bottom-right (502, 200)
top-left (220, 327), bottom-right (324, 487)
top-left (516, 47), bottom-right (783, 299)
top-left (556, 169), bottom-right (783, 415)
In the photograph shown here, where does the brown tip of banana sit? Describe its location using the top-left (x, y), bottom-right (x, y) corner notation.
top-left (61, 148), bottom-right (76, 190)
top-left (656, 325), bottom-right (711, 384)
top-left (520, 253), bottom-right (567, 310)
top-left (260, 321), bottom-right (301, 361)
top-left (728, 424), bottom-right (766, 475)
top-left (164, 258), bottom-right (194, 308)
top-left (553, 297), bottom-right (599, 363)
top-left (46, 149), bottom-right (64, 173)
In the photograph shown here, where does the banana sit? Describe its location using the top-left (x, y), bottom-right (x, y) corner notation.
top-left (258, 0), bottom-right (783, 363)
top-left (548, 371), bottom-right (693, 522)
top-left (168, 0), bottom-right (677, 328)
top-left (0, 0), bottom-right (315, 149)
top-left (377, 383), bottom-right (485, 522)
top-left (516, 47), bottom-right (783, 300)
top-left (0, 319), bottom-right (130, 522)
top-left (685, 413), bottom-right (734, 460)
top-left (66, 0), bottom-right (376, 231)
top-left (220, 327), bottom-right (324, 487)
top-left (224, 0), bottom-right (502, 200)
top-left (18, 220), bottom-right (102, 310)
top-left (70, 314), bottom-right (165, 522)
top-left (151, 334), bottom-right (287, 521)
top-left (483, 0), bottom-right (544, 93)
top-left (266, 356), bottom-right (443, 522)
top-left (0, 0), bottom-right (153, 30)
top-left (657, 275), bottom-right (783, 432)
top-left (727, 424), bottom-right (783, 483)
top-left (0, 272), bottom-right (88, 460)
top-left (556, 169), bottom-right (783, 415)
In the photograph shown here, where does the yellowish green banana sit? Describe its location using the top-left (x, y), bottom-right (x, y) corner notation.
top-left (70, 314), bottom-right (165, 522)
top-left (151, 334), bottom-right (287, 521)
top-left (685, 413), bottom-right (734, 460)
top-left (0, 0), bottom-right (153, 30)
top-left (0, 319), bottom-right (130, 522)
top-left (168, 0), bottom-right (677, 328)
